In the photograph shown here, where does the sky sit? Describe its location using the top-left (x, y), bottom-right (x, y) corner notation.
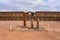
top-left (0, 0), bottom-right (60, 12)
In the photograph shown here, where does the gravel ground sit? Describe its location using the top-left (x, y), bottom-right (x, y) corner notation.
top-left (0, 21), bottom-right (60, 40)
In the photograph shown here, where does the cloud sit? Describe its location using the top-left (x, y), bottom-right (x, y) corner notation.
top-left (0, 9), bottom-right (12, 12)
top-left (0, 0), bottom-right (60, 11)
top-left (0, 0), bottom-right (11, 4)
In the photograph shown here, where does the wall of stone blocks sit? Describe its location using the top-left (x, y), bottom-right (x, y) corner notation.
top-left (0, 12), bottom-right (60, 21)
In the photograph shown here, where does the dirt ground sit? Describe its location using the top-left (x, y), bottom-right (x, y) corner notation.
top-left (0, 21), bottom-right (60, 40)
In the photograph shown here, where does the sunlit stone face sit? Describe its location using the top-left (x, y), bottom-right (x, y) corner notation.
top-left (20, 14), bottom-right (22, 17)
top-left (29, 12), bottom-right (31, 15)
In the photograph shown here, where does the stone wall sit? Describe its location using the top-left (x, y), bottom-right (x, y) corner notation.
top-left (0, 12), bottom-right (60, 21)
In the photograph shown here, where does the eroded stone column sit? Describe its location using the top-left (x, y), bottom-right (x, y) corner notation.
top-left (36, 17), bottom-right (39, 29)
top-left (24, 13), bottom-right (26, 27)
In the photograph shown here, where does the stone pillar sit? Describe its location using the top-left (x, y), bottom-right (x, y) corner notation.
top-left (24, 13), bottom-right (26, 27)
top-left (36, 17), bottom-right (39, 29)
top-left (31, 18), bottom-right (33, 28)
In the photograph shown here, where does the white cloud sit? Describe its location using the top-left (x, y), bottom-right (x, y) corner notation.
top-left (0, 9), bottom-right (13, 12)
top-left (0, 0), bottom-right (60, 11)
top-left (0, 0), bottom-right (11, 4)
top-left (27, 0), bottom-right (45, 4)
